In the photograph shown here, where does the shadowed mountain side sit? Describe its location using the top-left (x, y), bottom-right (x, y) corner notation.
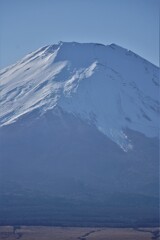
top-left (0, 108), bottom-right (159, 226)
top-left (0, 108), bottom-right (158, 197)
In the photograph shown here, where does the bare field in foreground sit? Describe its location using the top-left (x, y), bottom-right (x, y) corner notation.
top-left (0, 226), bottom-right (159, 240)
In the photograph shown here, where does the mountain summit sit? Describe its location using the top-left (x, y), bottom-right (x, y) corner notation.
top-left (0, 42), bottom-right (159, 226)
top-left (0, 42), bottom-right (159, 151)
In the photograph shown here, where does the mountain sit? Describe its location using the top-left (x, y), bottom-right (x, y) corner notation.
top-left (0, 42), bottom-right (159, 226)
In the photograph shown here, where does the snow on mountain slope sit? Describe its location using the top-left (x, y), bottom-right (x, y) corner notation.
top-left (0, 42), bottom-right (159, 151)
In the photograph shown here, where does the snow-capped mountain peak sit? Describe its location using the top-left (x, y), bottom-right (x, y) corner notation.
top-left (0, 42), bottom-right (159, 151)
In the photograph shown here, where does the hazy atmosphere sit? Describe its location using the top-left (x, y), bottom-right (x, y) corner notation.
top-left (0, 1), bottom-right (159, 240)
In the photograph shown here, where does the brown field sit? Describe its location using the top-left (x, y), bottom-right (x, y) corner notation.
top-left (0, 226), bottom-right (159, 240)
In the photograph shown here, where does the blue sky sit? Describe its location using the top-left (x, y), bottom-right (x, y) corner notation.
top-left (0, 0), bottom-right (159, 68)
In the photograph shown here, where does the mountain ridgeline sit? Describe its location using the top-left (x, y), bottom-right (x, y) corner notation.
top-left (0, 42), bottom-right (159, 226)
